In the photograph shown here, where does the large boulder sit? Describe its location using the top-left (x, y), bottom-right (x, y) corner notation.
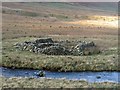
top-left (72, 41), bottom-right (100, 55)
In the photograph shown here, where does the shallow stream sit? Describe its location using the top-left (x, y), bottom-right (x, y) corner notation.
top-left (0, 67), bottom-right (119, 83)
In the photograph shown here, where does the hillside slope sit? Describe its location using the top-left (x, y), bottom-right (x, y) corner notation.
top-left (2, 2), bottom-right (118, 39)
top-left (2, 2), bottom-right (117, 20)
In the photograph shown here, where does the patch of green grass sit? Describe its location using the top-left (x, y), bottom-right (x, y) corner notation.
top-left (49, 13), bottom-right (69, 20)
top-left (38, 3), bottom-right (79, 10)
top-left (80, 16), bottom-right (90, 20)
top-left (2, 9), bottom-right (42, 17)
top-left (19, 11), bottom-right (39, 17)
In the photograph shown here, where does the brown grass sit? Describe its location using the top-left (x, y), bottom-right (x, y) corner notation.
top-left (1, 77), bottom-right (119, 88)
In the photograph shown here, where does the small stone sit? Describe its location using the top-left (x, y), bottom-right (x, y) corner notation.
top-left (113, 56), bottom-right (115, 58)
top-left (96, 76), bottom-right (101, 79)
top-left (36, 71), bottom-right (45, 77)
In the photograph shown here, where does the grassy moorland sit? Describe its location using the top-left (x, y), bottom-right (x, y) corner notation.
top-left (1, 2), bottom-right (119, 88)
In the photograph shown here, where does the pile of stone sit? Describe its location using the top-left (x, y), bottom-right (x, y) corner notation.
top-left (72, 41), bottom-right (100, 55)
top-left (14, 38), bottom-right (71, 55)
top-left (41, 45), bottom-right (71, 55)
top-left (14, 38), bottom-right (100, 56)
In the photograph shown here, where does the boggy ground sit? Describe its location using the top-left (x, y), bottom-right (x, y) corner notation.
top-left (1, 77), bottom-right (119, 88)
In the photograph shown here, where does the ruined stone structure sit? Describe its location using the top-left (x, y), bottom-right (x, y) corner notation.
top-left (14, 38), bottom-right (100, 56)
